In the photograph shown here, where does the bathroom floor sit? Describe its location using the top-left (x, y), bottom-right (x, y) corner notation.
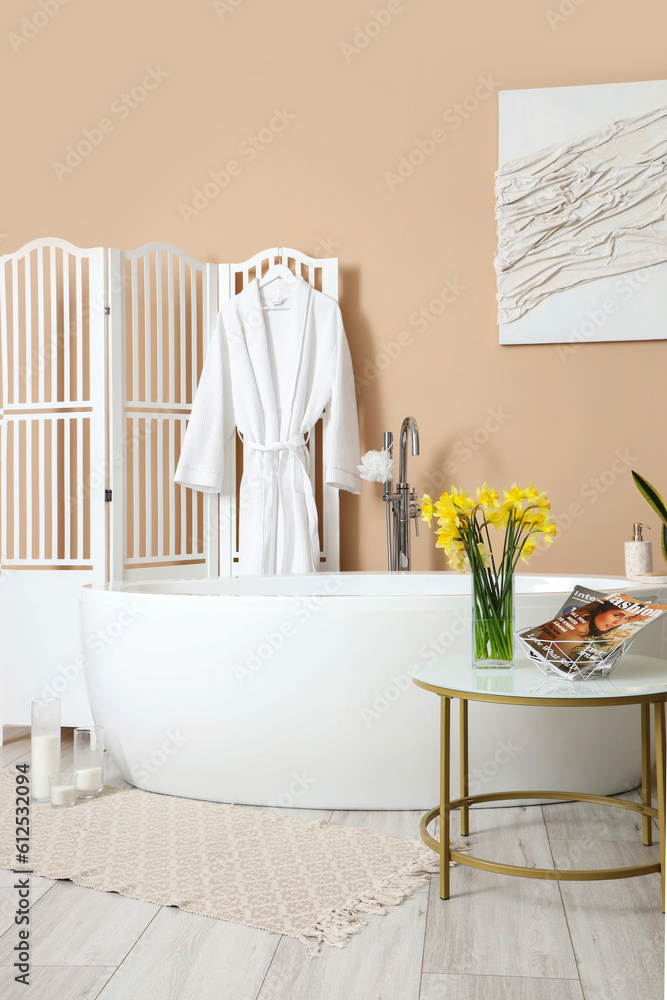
top-left (0, 728), bottom-right (663, 1000)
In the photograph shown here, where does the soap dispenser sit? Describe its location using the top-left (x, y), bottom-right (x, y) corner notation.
top-left (625, 522), bottom-right (653, 580)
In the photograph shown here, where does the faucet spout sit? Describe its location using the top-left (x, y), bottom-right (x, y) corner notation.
top-left (399, 416), bottom-right (419, 484)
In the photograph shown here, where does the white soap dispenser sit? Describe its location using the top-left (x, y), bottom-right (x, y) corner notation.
top-left (625, 522), bottom-right (653, 580)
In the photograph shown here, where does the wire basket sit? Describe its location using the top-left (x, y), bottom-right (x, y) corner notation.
top-left (515, 627), bottom-right (634, 681)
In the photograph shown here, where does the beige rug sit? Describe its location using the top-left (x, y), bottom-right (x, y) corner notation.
top-left (0, 770), bottom-right (463, 954)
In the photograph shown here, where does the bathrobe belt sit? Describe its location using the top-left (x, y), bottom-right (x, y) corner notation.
top-left (240, 433), bottom-right (309, 455)
top-left (239, 432), bottom-right (319, 572)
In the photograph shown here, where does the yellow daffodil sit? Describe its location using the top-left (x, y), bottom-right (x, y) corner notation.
top-left (424, 482), bottom-right (555, 578)
top-left (503, 483), bottom-right (525, 512)
top-left (476, 541), bottom-right (492, 569)
top-left (534, 491), bottom-right (551, 511)
top-left (435, 497), bottom-right (459, 525)
top-left (436, 524), bottom-right (460, 548)
top-left (445, 540), bottom-right (468, 573)
top-left (486, 506), bottom-right (510, 529)
top-left (520, 535), bottom-right (537, 563)
top-left (476, 482), bottom-right (500, 507)
top-left (421, 494), bottom-right (434, 525)
top-left (448, 486), bottom-right (473, 515)
top-left (541, 522), bottom-right (557, 546)
top-left (524, 508), bottom-right (547, 528)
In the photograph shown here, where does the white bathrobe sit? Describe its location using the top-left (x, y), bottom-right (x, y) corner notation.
top-left (174, 276), bottom-right (361, 574)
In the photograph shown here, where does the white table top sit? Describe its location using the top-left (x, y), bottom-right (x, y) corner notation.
top-left (410, 652), bottom-right (667, 705)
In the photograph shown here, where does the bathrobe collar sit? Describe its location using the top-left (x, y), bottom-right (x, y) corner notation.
top-left (234, 276), bottom-right (312, 441)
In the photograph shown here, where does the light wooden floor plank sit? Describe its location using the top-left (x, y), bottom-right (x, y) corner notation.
top-left (0, 882), bottom-right (159, 967)
top-left (96, 905), bottom-right (279, 1000)
top-left (0, 965), bottom-right (115, 1000)
top-left (420, 972), bottom-right (585, 999)
top-left (0, 883), bottom-right (54, 938)
top-left (541, 787), bottom-right (646, 843)
top-left (258, 887), bottom-right (428, 1000)
top-left (422, 807), bottom-right (578, 980)
top-left (329, 809), bottom-right (423, 839)
top-left (242, 805), bottom-right (333, 823)
top-left (0, 870), bottom-right (55, 891)
top-left (0, 728), bottom-right (31, 768)
top-left (550, 838), bottom-right (664, 1000)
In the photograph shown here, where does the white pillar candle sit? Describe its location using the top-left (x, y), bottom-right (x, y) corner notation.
top-left (50, 783), bottom-right (75, 807)
top-left (31, 734), bottom-right (61, 801)
top-left (75, 767), bottom-right (103, 794)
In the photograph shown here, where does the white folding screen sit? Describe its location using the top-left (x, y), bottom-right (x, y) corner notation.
top-left (107, 244), bottom-right (218, 582)
top-left (0, 240), bottom-right (340, 587)
top-left (0, 238), bottom-right (106, 574)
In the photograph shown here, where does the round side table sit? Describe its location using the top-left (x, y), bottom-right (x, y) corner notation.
top-left (411, 652), bottom-right (667, 909)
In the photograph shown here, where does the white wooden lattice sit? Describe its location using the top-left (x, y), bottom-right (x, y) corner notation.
top-left (0, 239), bottom-right (340, 583)
top-left (0, 238), bottom-right (106, 573)
top-left (107, 243), bottom-right (218, 581)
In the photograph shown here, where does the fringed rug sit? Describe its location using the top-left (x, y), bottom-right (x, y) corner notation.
top-left (0, 770), bottom-right (464, 954)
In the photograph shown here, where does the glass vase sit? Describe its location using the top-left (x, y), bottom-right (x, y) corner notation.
top-left (74, 727), bottom-right (105, 799)
top-left (471, 572), bottom-right (515, 668)
top-left (31, 698), bottom-right (61, 802)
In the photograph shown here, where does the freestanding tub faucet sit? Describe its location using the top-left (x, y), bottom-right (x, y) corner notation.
top-left (383, 416), bottom-right (420, 571)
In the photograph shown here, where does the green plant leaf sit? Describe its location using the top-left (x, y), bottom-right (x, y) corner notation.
top-left (632, 471), bottom-right (667, 526)
top-left (663, 523), bottom-right (667, 563)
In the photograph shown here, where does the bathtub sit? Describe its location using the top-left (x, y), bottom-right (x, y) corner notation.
top-left (79, 573), bottom-right (667, 810)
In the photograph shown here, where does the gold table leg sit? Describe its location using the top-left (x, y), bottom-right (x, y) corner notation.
top-left (440, 696), bottom-right (451, 900)
top-left (641, 703), bottom-right (653, 847)
top-left (460, 699), bottom-right (469, 838)
top-left (655, 701), bottom-right (666, 913)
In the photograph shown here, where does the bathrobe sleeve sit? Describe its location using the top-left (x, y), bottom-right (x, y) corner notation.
top-left (325, 309), bottom-right (362, 495)
top-left (174, 312), bottom-right (235, 493)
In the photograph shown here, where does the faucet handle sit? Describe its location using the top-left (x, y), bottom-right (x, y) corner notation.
top-left (414, 516), bottom-right (420, 538)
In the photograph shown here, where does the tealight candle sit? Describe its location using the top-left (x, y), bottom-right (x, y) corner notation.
top-left (49, 774), bottom-right (76, 808)
top-left (73, 727), bottom-right (104, 799)
top-left (75, 767), bottom-right (103, 795)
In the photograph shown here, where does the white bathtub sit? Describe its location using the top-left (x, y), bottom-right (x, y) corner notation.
top-left (79, 573), bottom-right (667, 809)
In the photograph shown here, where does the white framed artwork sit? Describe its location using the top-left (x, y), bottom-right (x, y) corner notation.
top-left (496, 79), bottom-right (667, 346)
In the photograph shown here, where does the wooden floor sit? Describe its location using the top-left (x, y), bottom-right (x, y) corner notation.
top-left (0, 727), bottom-right (663, 1000)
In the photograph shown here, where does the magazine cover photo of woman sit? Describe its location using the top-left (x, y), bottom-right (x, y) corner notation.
top-left (537, 599), bottom-right (647, 661)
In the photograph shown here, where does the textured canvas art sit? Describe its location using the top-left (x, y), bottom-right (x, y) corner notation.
top-left (496, 79), bottom-right (667, 346)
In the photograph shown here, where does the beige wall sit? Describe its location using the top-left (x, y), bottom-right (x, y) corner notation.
top-left (2, 0), bottom-right (665, 575)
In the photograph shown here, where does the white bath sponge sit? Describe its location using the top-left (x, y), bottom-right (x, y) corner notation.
top-left (358, 449), bottom-right (395, 484)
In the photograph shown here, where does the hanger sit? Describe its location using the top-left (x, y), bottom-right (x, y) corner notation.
top-left (258, 248), bottom-right (296, 309)
top-left (258, 248), bottom-right (297, 288)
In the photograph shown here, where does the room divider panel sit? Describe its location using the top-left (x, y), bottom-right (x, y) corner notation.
top-left (0, 239), bottom-right (340, 735)
top-left (0, 238), bottom-right (106, 734)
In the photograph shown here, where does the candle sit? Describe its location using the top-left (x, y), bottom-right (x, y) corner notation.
top-left (31, 734), bottom-right (61, 801)
top-left (50, 782), bottom-right (75, 807)
top-left (75, 767), bottom-right (103, 794)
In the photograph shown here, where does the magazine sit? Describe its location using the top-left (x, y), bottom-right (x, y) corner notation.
top-left (518, 588), bottom-right (667, 674)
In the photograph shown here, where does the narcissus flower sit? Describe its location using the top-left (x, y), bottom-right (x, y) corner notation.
top-left (476, 542), bottom-right (492, 569)
top-left (421, 482), bottom-right (556, 575)
top-left (421, 494), bottom-right (434, 525)
top-left (520, 536), bottom-right (537, 563)
top-left (449, 487), bottom-right (473, 515)
top-left (476, 482), bottom-right (500, 509)
top-left (503, 483), bottom-right (526, 512)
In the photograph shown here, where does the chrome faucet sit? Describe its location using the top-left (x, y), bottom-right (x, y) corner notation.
top-left (382, 417), bottom-right (421, 571)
